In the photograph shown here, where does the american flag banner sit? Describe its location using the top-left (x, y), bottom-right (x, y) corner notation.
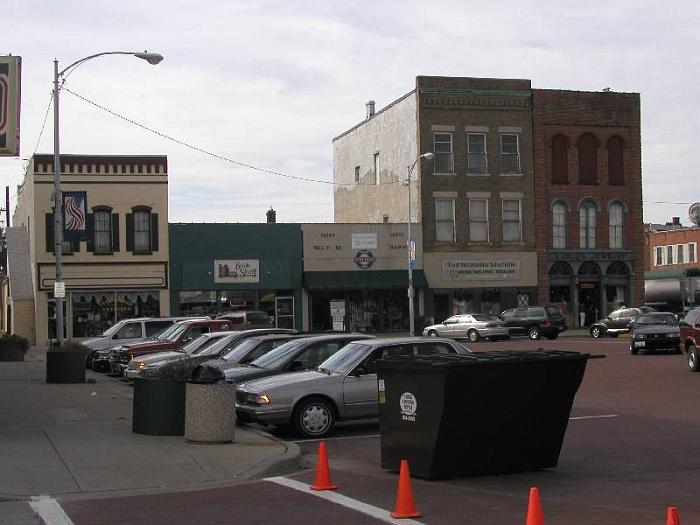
top-left (62, 191), bottom-right (88, 241)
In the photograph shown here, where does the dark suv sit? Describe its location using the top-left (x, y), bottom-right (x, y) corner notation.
top-left (589, 306), bottom-right (655, 338)
top-left (679, 307), bottom-right (700, 371)
top-left (499, 306), bottom-right (567, 340)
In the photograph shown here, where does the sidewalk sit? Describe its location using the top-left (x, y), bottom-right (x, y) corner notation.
top-left (0, 346), bottom-right (301, 519)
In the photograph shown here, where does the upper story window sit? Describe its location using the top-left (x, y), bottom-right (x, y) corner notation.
top-left (577, 133), bottom-right (599, 185)
top-left (435, 198), bottom-right (456, 242)
top-left (467, 134), bottom-right (487, 174)
top-left (500, 134), bottom-right (520, 173)
top-left (354, 166), bottom-right (360, 183)
top-left (655, 247), bottom-right (663, 266)
top-left (579, 199), bottom-right (598, 248)
top-left (502, 199), bottom-right (522, 242)
top-left (690, 243), bottom-right (697, 263)
top-left (373, 153), bottom-right (380, 185)
top-left (677, 244), bottom-right (685, 264)
top-left (468, 199), bottom-right (489, 242)
top-left (433, 133), bottom-right (454, 173)
top-left (667, 245), bottom-right (674, 265)
top-left (93, 208), bottom-right (113, 253)
top-left (127, 206), bottom-right (158, 254)
top-left (45, 212), bottom-right (78, 254)
top-left (607, 135), bottom-right (625, 185)
top-left (608, 202), bottom-right (624, 249)
top-left (551, 134), bottom-right (569, 183)
top-left (552, 201), bottom-right (567, 249)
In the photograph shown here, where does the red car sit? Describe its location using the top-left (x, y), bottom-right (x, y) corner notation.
top-left (109, 319), bottom-right (234, 375)
top-left (680, 307), bottom-right (700, 371)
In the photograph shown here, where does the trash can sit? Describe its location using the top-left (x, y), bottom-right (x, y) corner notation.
top-left (184, 366), bottom-right (235, 443)
top-left (376, 350), bottom-right (601, 480)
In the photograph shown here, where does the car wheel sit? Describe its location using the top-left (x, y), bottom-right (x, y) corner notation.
top-left (467, 330), bottom-right (480, 343)
top-left (590, 326), bottom-right (603, 338)
top-left (688, 346), bottom-right (700, 372)
top-left (528, 326), bottom-right (541, 340)
top-left (293, 397), bottom-right (335, 438)
top-left (427, 330), bottom-right (438, 337)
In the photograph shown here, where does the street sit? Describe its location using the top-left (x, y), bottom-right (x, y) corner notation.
top-left (51, 336), bottom-right (700, 524)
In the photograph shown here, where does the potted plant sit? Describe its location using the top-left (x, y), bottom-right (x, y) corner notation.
top-left (132, 359), bottom-right (197, 436)
top-left (46, 341), bottom-right (88, 383)
top-left (0, 335), bottom-right (30, 362)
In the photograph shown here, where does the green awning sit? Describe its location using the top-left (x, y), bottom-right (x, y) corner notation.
top-left (304, 270), bottom-right (428, 291)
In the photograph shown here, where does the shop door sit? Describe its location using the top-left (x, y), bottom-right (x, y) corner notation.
top-left (275, 296), bottom-right (295, 329)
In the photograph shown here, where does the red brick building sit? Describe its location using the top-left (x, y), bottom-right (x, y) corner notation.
top-left (532, 90), bottom-right (644, 327)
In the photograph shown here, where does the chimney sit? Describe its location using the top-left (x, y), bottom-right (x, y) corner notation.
top-left (266, 207), bottom-right (276, 224)
top-left (366, 100), bottom-right (375, 120)
top-left (672, 217), bottom-right (681, 226)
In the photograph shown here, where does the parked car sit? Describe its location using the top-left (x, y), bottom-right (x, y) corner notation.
top-left (679, 307), bottom-right (700, 371)
top-left (589, 306), bottom-right (655, 338)
top-left (215, 310), bottom-right (271, 330)
top-left (192, 333), bottom-right (374, 385)
top-left (84, 316), bottom-right (206, 370)
top-left (124, 331), bottom-right (235, 380)
top-left (235, 337), bottom-right (471, 438)
top-left (109, 319), bottom-right (234, 376)
top-left (628, 312), bottom-right (681, 355)
top-left (499, 306), bottom-right (567, 340)
top-left (422, 314), bottom-right (508, 342)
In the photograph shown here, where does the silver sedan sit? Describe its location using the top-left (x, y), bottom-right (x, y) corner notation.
top-left (422, 314), bottom-right (509, 342)
top-left (235, 337), bottom-right (470, 438)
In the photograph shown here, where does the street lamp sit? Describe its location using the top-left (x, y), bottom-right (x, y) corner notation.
top-left (52, 51), bottom-right (163, 344)
top-left (407, 151), bottom-right (434, 336)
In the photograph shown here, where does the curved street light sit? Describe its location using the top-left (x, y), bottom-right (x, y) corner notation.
top-left (407, 152), bottom-right (434, 336)
top-left (52, 51), bottom-right (164, 344)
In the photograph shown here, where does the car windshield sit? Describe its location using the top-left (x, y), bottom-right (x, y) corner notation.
top-left (196, 333), bottom-right (238, 356)
top-left (249, 340), bottom-right (306, 369)
top-left (154, 324), bottom-right (179, 341)
top-left (320, 342), bottom-right (371, 374)
top-left (101, 322), bottom-right (124, 337)
top-left (181, 334), bottom-right (211, 353)
top-left (636, 314), bottom-right (677, 325)
top-left (164, 323), bottom-right (189, 342)
top-left (221, 337), bottom-right (261, 361)
top-left (472, 314), bottom-right (497, 322)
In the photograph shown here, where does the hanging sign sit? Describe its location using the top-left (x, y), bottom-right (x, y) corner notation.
top-left (62, 191), bottom-right (88, 241)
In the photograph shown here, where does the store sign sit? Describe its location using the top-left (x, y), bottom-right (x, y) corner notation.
top-left (354, 250), bottom-right (375, 269)
top-left (352, 233), bottom-right (377, 249)
top-left (0, 55), bottom-right (21, 157)
top-left (214, 259), bottom-right (259, 283)
top-left (442, 260), bottom-right (520, 280)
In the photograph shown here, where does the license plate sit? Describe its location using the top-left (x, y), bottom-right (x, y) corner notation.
top-left (634, 341), bottom-right (645, 348)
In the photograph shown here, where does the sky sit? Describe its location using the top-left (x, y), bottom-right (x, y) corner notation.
top-left (2, 0), bottom-right (699, 226)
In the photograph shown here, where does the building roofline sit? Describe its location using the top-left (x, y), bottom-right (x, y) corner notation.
top-left (332, 89), bottom-right (416, 142)
top-left (532, 88), bottom-right (640, 96)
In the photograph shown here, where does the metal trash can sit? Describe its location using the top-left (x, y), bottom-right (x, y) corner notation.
top-left (376, 350), bottom-right (602, 479)
top-left (184, 366), bottom-right (235, 443)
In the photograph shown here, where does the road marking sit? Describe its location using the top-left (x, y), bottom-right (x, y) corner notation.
top-left (291, 434), bottom-right (380, 443)
top-left (266, 476), bottom-right (426, 525)
top-left (570, 414), bottom-right (618, 420)
top-left (29, 496), bottom-right (75, 525)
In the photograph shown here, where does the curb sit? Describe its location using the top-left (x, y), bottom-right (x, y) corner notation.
top-left (235, 426), bottom-right (304, 482)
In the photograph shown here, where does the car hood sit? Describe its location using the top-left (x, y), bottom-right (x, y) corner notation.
top-left (135, 351), bottom-right (186, 365)
top-left (123, 340), bottom-right (177, 351)
top-left (81, 337), bottom-right (108, 350)
top-left (633, 325), bottom-right (679, 335)
top-left (423, 323), bottom-right (443, 332)
top-left (239, 370), bottom-right (333, 392)
top-left (223, 365), bottom-right (273, 383)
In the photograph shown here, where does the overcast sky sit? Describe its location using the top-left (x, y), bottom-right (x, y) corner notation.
top-left (2, 0), bottom-right (699, 226)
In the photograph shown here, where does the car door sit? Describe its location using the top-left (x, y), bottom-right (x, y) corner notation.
top-left (511, 309), bottom-right (529, 335)
top-left (342, 344), bottom-right (412, 419)
top-left (439, 316), bottom-right (460, 337)
top-left (109, 321), bottom-right (145, 347)
top-left (614, 309), bottom-right (636, 330)
top-left (452, 315), bottom-right (471, 338)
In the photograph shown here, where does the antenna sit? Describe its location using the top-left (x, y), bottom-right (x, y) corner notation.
top-left (689, 202), bottom-right (700, 226)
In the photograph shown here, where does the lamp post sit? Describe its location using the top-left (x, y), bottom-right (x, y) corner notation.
top-left (406, 152), bottom-right (434, 336)
top-left (52, 51), bottom-right (163, 344)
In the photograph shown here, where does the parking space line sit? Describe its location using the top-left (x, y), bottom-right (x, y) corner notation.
top-left (570, 414), bottom-right (618, 420)
top-left (29, 496), bottom-right (75, 525)
top-left (266, 476), bottom-right (426, 525)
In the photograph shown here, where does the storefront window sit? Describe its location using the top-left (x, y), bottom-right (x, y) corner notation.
top-left (72, 291), bottom-right (160, 337)
top-left (179, 291), bottom-right (217, 317)
top-left (310, 290), bottom-right (408, 332)
top-left (219, 290), bottom-right (257, 313)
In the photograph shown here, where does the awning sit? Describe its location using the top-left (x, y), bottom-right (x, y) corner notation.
top-left (645, 278), bottom-right (683, 305)
top-left (304, 270), bottom-right (429, 291)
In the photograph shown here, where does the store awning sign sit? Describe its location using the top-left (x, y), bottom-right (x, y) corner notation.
top-left (352, 233), bottom-right (377, 249)
top-left (0, 55), bottom-right (21, 157)
top-left (214, 259), bottom-right (260, 283)
top-left (443, 260), bottom-right (520, 280)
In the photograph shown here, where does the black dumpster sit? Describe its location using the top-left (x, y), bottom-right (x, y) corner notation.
top-left (376, 350), bottom-right (601, 480)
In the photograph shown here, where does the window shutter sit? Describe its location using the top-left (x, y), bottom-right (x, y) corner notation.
top-left (112, 214), bottom-right (120, 252)
top-left (150, 213), bottom-right (159, 252)
top-left (86, 213), bottom-right (94, 252)
top-left (126, 213), bottom-right (134, 251)
top-left (45, 213), bottom-right (54, 253)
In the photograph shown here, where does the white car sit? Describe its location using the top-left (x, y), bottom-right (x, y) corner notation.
top-left (423, 314), bottom-right (509, 342)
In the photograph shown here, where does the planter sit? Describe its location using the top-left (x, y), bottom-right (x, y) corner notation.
top-left (0, 346), bottom-right (26, 361)
top-left (46, 351), bottom-right (86, 383)
top-left (132, 377), bottom-right (186, 436)
top-left (184, 382), bottom-right (236, 443)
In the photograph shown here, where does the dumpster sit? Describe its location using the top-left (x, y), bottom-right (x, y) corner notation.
top-left (376, 350), bottom-right (602, 479)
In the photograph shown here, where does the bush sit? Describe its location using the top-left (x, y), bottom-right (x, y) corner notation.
top-left (0, 335), bottom-right (30, 361)
top-left (54, 341), bottom-right (90, 353)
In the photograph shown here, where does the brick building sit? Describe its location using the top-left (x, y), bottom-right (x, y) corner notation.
top-left (532, 90), bottom-right (644, 327)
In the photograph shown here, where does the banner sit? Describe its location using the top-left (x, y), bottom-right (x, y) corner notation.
top-left (0, 55), bottom-right (21, 156)
top-left (62, 191), bottom-right (88, 241)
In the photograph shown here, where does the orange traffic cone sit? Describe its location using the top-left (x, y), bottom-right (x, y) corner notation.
top-left (390, 459), bottom-right (422, 519)
top-left (526, 487), bottom-right (545, 525)
top-left (667, 506), bottom-right (680, 525)
top-left (309, 441), bottom-right (338, 491)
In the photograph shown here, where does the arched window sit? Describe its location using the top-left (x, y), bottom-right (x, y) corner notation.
top-left (579, 199), bottom-right (598, 248)
top-left (577, 133), bottom-right (599, 185)
top-left (551, 134), bottom-right (569, 183)
top-left (607, 135), bottom-right (624, 185)
top-left (609, 201), bottom-right (624, 249)
top-left (552, 201), bottom-right (567, 248)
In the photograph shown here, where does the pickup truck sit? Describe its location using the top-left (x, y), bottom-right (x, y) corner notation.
top-left (109, 319), bottom-right (234, 375)
top-left (680, 307), bottom-right (700, 371)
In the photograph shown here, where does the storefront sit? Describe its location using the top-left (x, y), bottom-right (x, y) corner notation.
top-left (302, 224), bottom-right (426, 332)
top-left (169, 223), bottom-right (303, 329)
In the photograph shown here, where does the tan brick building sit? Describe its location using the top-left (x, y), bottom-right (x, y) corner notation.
top-left (8, 154), bottom-right (170, 344)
